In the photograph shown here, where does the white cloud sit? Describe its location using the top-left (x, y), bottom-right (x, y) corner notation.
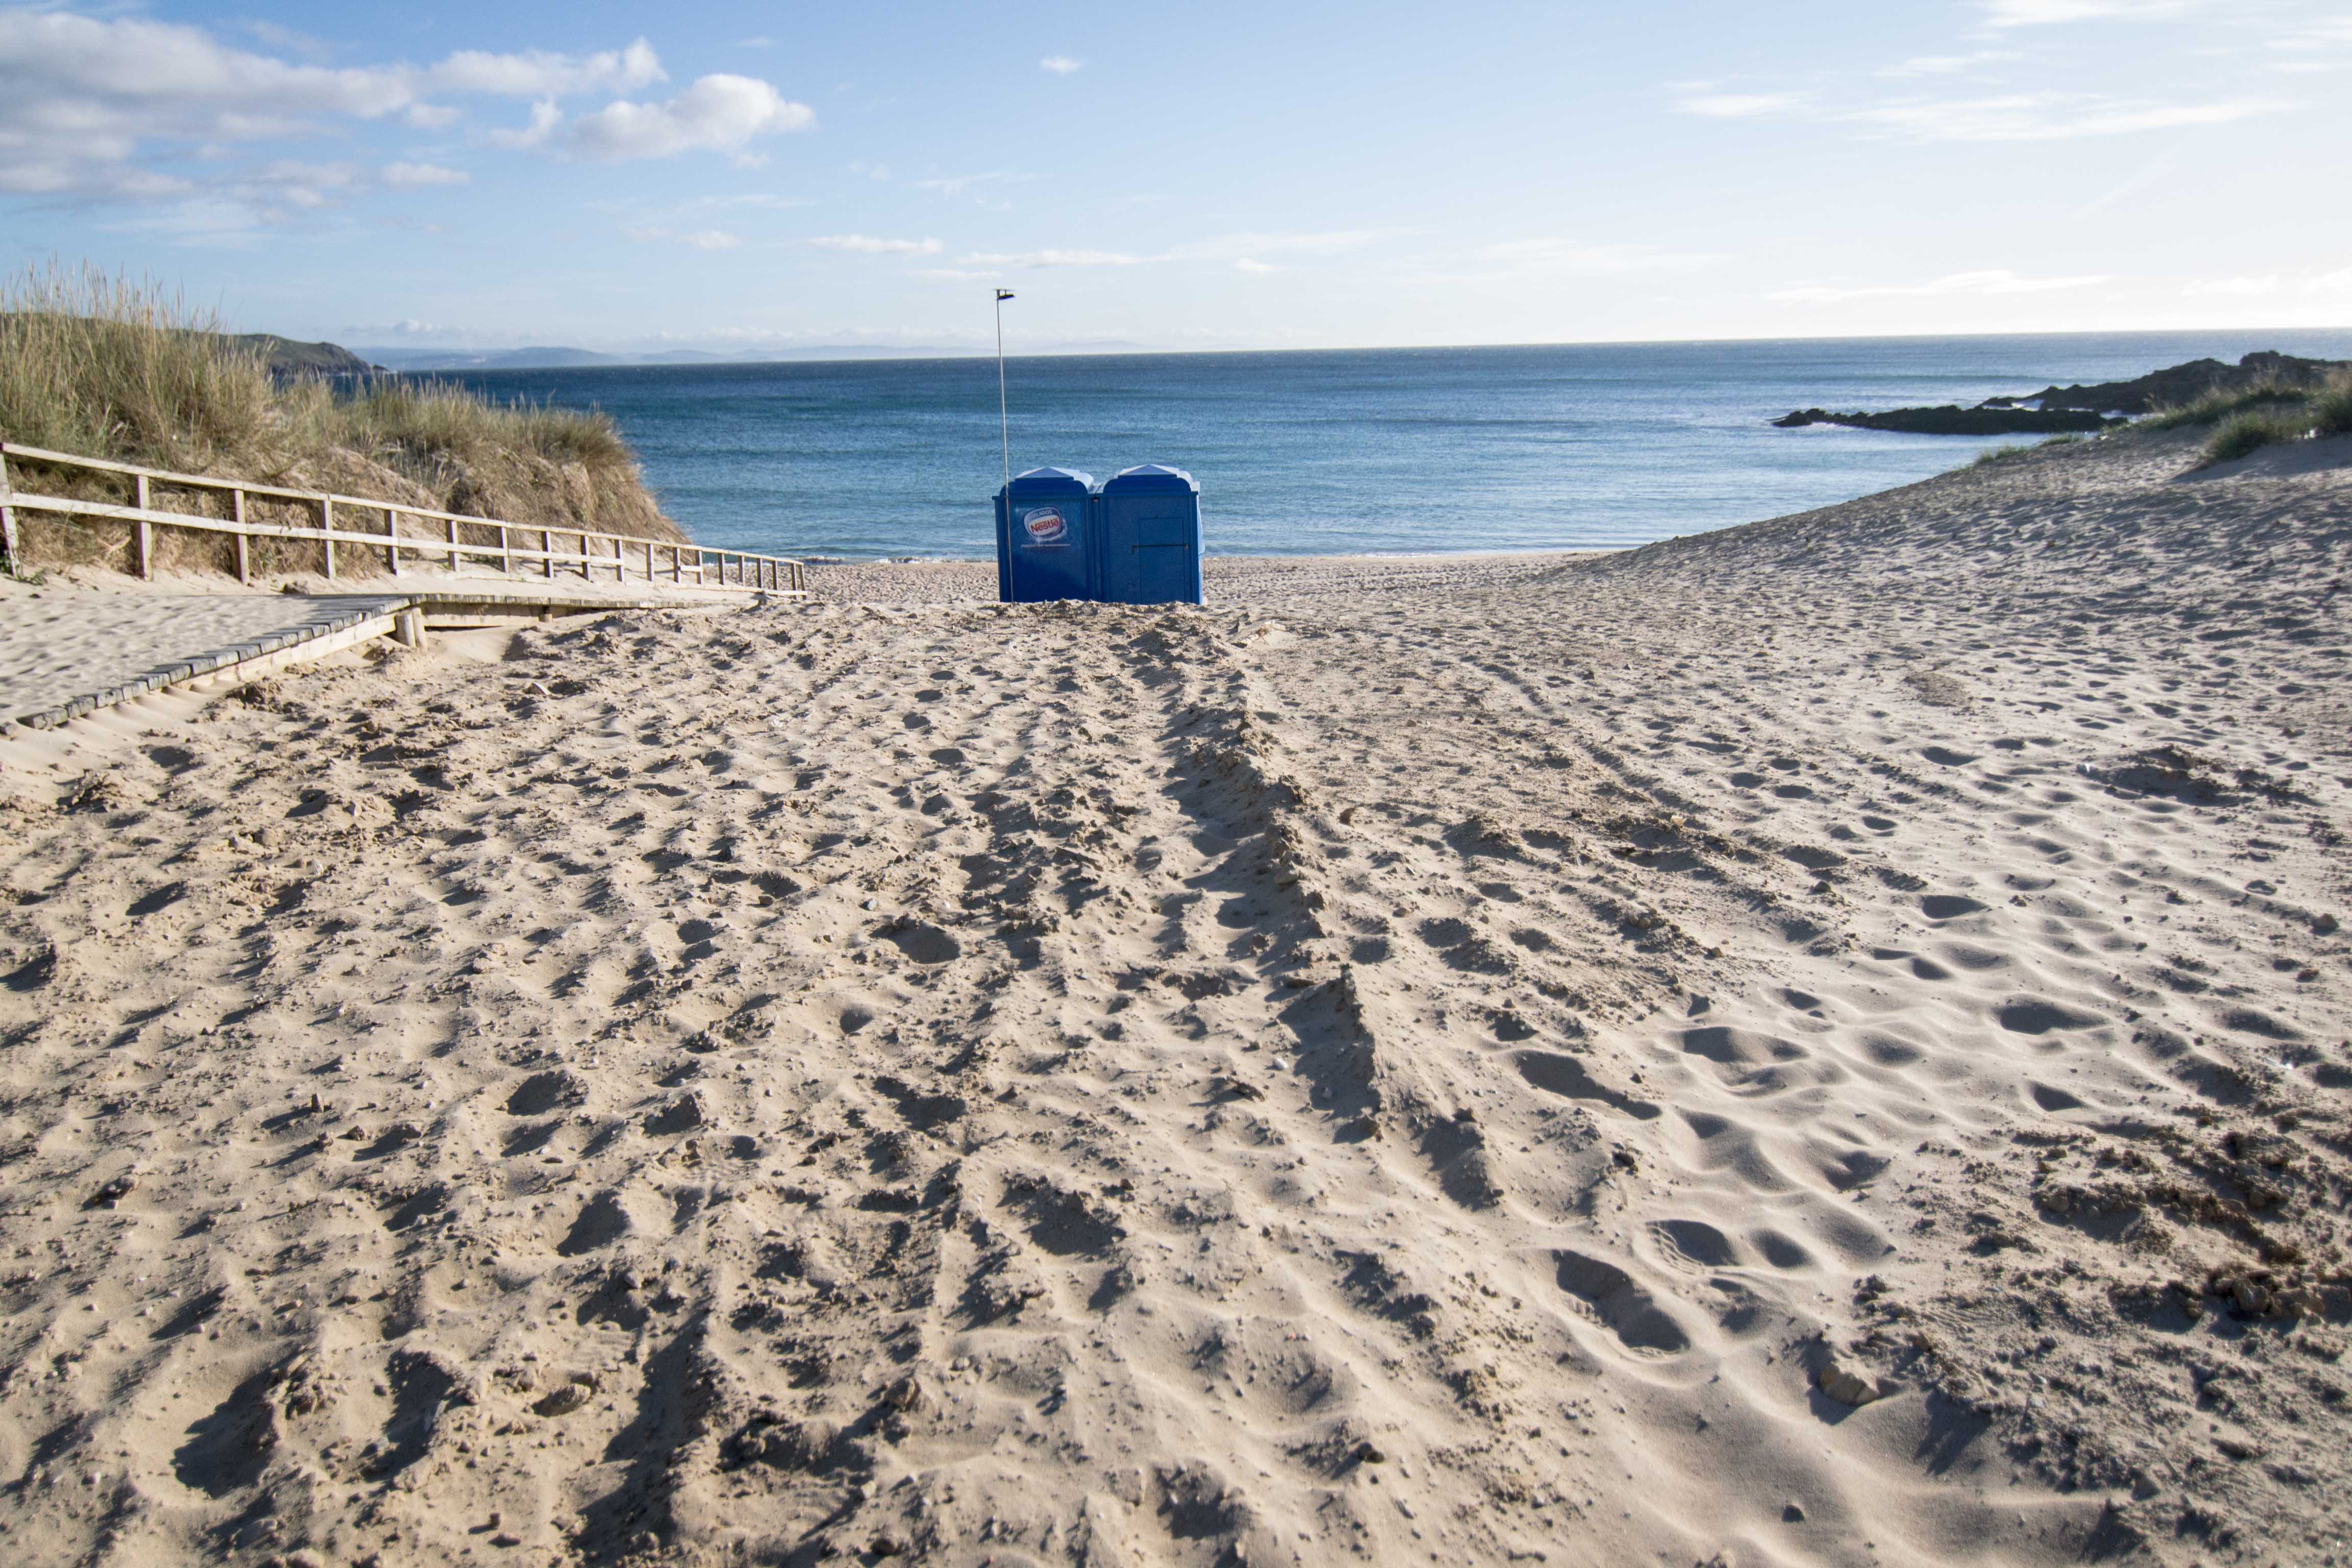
top-left (807, 234), bottom-right (943, 255)
top-left (625, 226), bottom-right (745, 250)
top-left (1392, 236), bottom-right (1719, 287)
top-left (382, 161), bottom-right (470, 187)
top-left (241, 20), bottom-right (335, 62)
top-left (1846, 93), bottom-right (2283, 140)
top-left (0, 12), bottom-right (412, 193)
top-left (915, 170), bottom-right (1036, 200)
top-left (429, 40), bottom-right (664, 97)
top-left (1880, 51), bottom-right (2016, 77)
top-left (1673, 79), bottom-right (2285, 142)
top-left (1676, 92), bottom-right (1807, 118)
top-left (1768, 269), bottom-right (2111, 304)
top-left (2268, 16), bottom-right (2352, 70)
top-left (2185, 275), bottom-right (2280, 296)
top-left (1172, 229), bottom-right (1397, 260)
top-left (2303, 265), bottom-right (2352, 293)
top-left (961, 248), bottom-right (1145, 267)
top-left (1477, 236), bottom-right (1716, 272)
top-left (1040, 56), bottom-right (1084, 75)
top-left (1234, 258), bottom-right (1277, 274)
top-left (0, 14), bottom-right (808, 209)
top-left (1981, 0), bottom-right (2198, 24)
top-left (232, 159), bottom-right (361, 212)
top-left (558, 76), bottom-right (814, 160)
top-left (487, 101), bottom-right (564, 151)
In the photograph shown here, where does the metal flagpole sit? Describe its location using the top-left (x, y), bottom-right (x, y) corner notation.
top-left (995, 288), bottom-right (1014, 497)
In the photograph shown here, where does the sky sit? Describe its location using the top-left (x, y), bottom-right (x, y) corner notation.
top-left (2, 0), bottom-right (2347, 355)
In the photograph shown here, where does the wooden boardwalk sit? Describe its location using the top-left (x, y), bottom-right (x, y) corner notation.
top-left (0, 575), bottom-right (771, 731)
top-left (0, 439), bottom-right (810, 731)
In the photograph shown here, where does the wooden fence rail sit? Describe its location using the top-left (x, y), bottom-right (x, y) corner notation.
top-left (0, 440), bottom-right (805, 595)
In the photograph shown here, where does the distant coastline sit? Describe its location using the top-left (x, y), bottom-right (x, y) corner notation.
top-left (1770, 349), bottom-right (2349, 436)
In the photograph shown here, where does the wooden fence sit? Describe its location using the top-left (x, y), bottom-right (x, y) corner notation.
top-left (0, 440), bottom-right (804, 595)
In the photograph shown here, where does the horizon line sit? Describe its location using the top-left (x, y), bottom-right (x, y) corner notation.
top-left (356, 321), bottom-right (2352, 372)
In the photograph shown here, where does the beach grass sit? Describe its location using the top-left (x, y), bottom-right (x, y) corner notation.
top-left (1, 262), bottom-right (681, 573)
top-left (2175, 369), bottom-right (2352, 467)
top-left (0, 265), bottom-right (276, 473)
top-left (2141, 382), bottom-right (2309, 432)
top-left (1973, 433), bottom-right (2086, 467)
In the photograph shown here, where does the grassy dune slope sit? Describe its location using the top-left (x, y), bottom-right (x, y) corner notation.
top-left (0, 265), bottom-right (684, 580)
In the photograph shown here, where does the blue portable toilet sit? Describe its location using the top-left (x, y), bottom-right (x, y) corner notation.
top-left (1095, 464), bottom-right (1203, 605)
top-left (995, 467), bottom-right (1096, 602)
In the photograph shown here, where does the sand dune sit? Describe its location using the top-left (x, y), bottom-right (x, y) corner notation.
top-left (0, 424), bottom-right (2345, 1566)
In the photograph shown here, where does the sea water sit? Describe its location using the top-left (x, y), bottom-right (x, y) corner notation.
top-left (431, 330), bottom-right (2352, 560)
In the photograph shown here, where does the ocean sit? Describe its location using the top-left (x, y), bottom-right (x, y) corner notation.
top-left (429, 330), bottom-right (2352, 561)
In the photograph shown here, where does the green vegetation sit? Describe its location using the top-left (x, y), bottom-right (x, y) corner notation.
top-left (2142, 382), bottom-right (2311, 432)
top-left (1, 263), bottom-right (680, 577)
top-left (2135, 365), bottom-right (2352, 467)
top-left (1973, 433), bottom-right (2087, 467)
top-left (1, 265), bottom-right (277, 473)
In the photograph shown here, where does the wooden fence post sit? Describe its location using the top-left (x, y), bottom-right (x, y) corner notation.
top-left (542, 529), bottom-right (554, 579)
top-left (385, 507), bottom-right (401, 576)
top-left (447, 515), bottom-right (461, 574)
top-left (0, 445), bottom-right (17, 571)
top-left (501, 525), bottom-right (513, 575)
top-left (232, 489), bottom-right (250, 584)
top-left (321, 496), bottom-right (336, 581)
top-left (134, 473), bottom-right (154, 580)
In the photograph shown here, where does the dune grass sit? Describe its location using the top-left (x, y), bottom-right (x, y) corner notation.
top-left (1973, 433), bottom-right (2087, 467)
top-left (2140, 382), bottom-right (2310, 432)
top-left (2138, 365), bottom-right (2352, 467)
top-left (1, 263), bottom-right (680, 575)
top-left (0, 265), bottom-right (277, 473)
top-left (2168, 370), bottom-right (2352, 467)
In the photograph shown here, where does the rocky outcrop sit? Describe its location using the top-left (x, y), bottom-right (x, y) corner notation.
top-left (1774, 350), bottom-right (2352, 435)
top-left (1772, 405), bottom-right (2115, 435)
top-left (2027, 351), bottom-right (2347, 415)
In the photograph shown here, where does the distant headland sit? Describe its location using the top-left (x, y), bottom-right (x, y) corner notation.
top-left (1774, 350), bottom-right (2351, 435)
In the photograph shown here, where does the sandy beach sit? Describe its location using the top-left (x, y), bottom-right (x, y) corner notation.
top-left (0, 423), bottom-right (2345, 1567)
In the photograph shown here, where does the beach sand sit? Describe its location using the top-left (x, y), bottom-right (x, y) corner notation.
top-left (0, 425), bottom-right (2345, 1566)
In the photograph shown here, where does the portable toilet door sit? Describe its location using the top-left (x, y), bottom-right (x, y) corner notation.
top-left (1095, 464), bottom-right (1203, 605)
top-left (995, 467), bottom-right (1097, 602)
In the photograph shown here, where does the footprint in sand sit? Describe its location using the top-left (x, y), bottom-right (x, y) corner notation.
top-left (1751, 1229), bottom-right (1815, 1269)
top-left (1649, 1218), bottom-right (1740, 1269)
top-left (1920, 746), bottom-right (1979, 767)
top-left (1416, 916), bottom-right (1475, 947)
top-left (1920, 894), bottom-right (1988, 920)
top-left (881, 922), bottom-right (963, 965)
top-left (1551, 1251), bottom-right (1690, 1355)
top-left (2029, 1082), bottom-right (2086, 1112)
top-left (1856, 1033), bottom-right (1927, 1066)
top-left (1994, 997), bottom-right (2108, 1035)
top-left (1513, 1050), bottom-right (1660, 1119)
top-left (1680, 1025), bottom-right (1807, 1067)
